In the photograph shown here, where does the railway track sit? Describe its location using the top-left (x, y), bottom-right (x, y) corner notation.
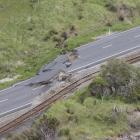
top-left (0, 53), bottom-right (140, 135)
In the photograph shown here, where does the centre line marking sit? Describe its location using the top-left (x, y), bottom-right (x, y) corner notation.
top-left (0, 103), bottom-right (32, 118)
top-left (69, 45), bottom-right (140, 73)
top-left (103, 44), bottom-right (112, 49)
top-left (135, 35), bottom-right (140, 38)
top-left (32, 85), bottom-right (45, 91)
top-left (0, 99), bottom-right (8, 103)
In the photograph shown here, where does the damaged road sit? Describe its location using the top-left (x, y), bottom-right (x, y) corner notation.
top-left (1, 26), bottom-right (140, 117)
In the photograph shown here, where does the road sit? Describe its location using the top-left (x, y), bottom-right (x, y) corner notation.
top-left (1, 26), bottom-right (140, 118)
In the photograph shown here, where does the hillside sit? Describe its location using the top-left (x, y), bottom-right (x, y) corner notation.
top-left (0, 0), bottom-right (140, 89)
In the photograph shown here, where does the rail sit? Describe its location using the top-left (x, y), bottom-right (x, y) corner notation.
top-left (0, 53), bottom-right (140, 135)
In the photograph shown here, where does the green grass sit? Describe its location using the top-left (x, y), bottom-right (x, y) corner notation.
top-left (43, 88), bottom-right (139, 140)
top-left (1, 0), bottom-right (140, 89)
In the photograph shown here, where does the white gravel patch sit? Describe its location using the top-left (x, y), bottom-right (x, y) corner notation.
top-left (0, 75), bottom-right (20, 83)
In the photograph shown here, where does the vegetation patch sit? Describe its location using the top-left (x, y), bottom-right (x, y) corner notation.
top-left (89, 59), bottom-right (140, 102)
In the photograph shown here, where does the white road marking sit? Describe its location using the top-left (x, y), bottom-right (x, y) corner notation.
top-left (135, 34), bottom-right (140, 38)
top-left (0, 87), bottom-right (13, 94)
top-left (77, 26), bottom-right (140, 50)
top-left (13, 77), bottom-right (33, 87)
top-left (103, 44), bottom-right (112, 49)
top-left (0, 77), bottom-right (33, 93)
top-left (0, 103), bottom-right (32, 117)
top-left (0, 99), bottom-right (8, 103)
top-left (69, 45), bottom-right (140, 73)
top-left (32, 85), bottom-right (45, 91)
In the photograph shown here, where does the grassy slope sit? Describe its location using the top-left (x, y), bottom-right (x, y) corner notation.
top-left (1, 0), bottom-right (140, 89)
top-left (45, 88), bottom-right (139, 140)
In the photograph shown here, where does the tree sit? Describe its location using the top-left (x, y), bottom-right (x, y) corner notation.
top-left (100, 59), bottom-right (134, 96)
top-left (39, 115), bottom-right (60, 140)
top-left (89, 76), bottom-right (108, 98)
top-left (89, 59), bottom-right (140, 101)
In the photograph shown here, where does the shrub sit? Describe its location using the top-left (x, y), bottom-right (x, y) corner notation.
top-left (58, 128), bottom-right (70, 137)
top-left (89, 59), bottom-right (140, 102)
top-left (89, 76), bottom-right (109, 98)
top-left (101, 59), bottom-right (134, 96)
top-left (7, 128), bottom-right (42, 140)
top-left (105, 0), bottom-right (117, 12)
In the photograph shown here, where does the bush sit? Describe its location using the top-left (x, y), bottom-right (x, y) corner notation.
top-left (7, 128), bottom-right (42, 140)
top-left (101, 59), bottom-right (134, 96)
top-left (58, 128), bottom-right (70, 137)
top-left (105, 0), bottom-right (117, 12)
top-left (89, 59), bottom-right (140, 102)
top-left (106, 0), bottom-right (136, 21)
top-left (89, 76), bottom-right (109, 98)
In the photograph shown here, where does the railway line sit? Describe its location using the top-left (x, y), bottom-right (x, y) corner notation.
top-left (0, 53), bottom-right (140, 135)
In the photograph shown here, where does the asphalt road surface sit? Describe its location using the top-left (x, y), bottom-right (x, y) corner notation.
top-left (1, 26), bottom-right (140, 118)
